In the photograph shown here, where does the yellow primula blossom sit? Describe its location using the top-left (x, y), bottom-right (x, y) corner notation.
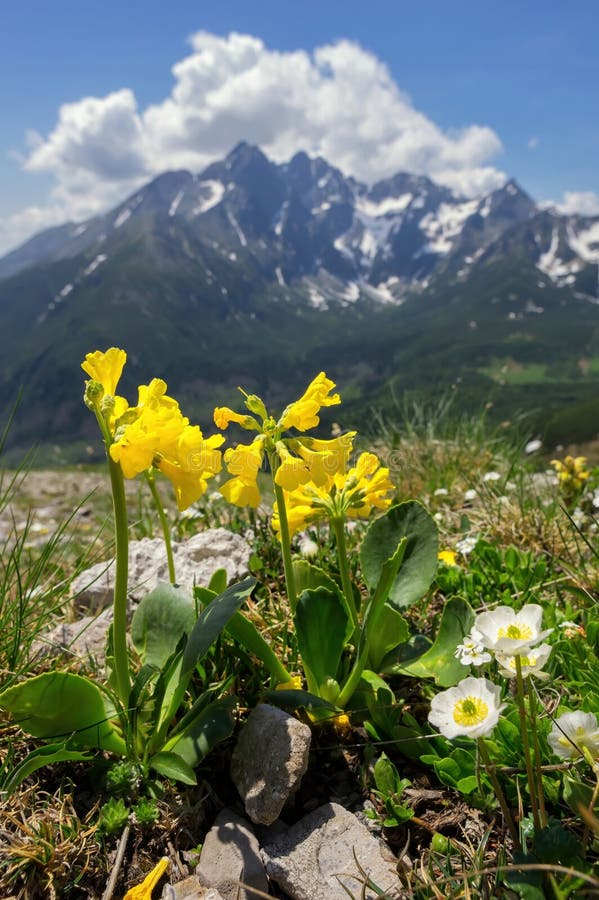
top-left (438, 549), bottom-right (458, 567)
top-left (551, 455), bottom-right (590, 493)
top-left (272, 451), bottom-right (395, 536)
top-left (215, 373), bottom-right (349, 508)
top-left (278, 372), bottom-right (341, 432)
top-left (123, 857), bottom-right (169, 900)
top-left (83, 349), bottom-right (223, 511)
top-left (82, 347), bottom-right (126, 398)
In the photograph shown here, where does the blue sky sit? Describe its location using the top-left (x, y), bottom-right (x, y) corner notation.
top-left (1, 0), bottom-right (598, 254)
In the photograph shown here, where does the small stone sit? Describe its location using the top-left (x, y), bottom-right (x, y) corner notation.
top-left (262, 802), bottom-right (402, 900)
top-left (161, 875), bottom-right (225, 899)
top-left (31, 608), bottom-right (113, 667)
top-left (196, 808), bottom-right (269, 900)
top-left (71, 529), bottom-right (251, 614)
top-left (230, 704), bottom-right (311, 825)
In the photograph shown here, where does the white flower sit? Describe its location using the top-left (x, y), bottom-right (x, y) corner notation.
top-left (547, 711), bottom-right (599, 760)
top-left (298, 534), bottom-right (319, 558)
top-left (474, 604), bottom-right (552, 655)
top-left (434, 488), bottom-right (449, 497)
top-left (464, 489), bottom-right (477, 502)
top-left (428, 676), bottom-right (505, 740)
top-left (593, 490), bottom-right (599, 510)
top-left (495, 643), bottom-right (552, 679)
top-left (525, 439), bottom-right (542, 454)
top-left (483, 471), bottom-right (501, 483)
top-left (455, 629), bottom-right (492, 667)
top-left (456, 535), bottom-right (478, 555)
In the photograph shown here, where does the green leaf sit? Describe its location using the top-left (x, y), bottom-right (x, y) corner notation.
top-left (294, 587), bottom-right (352, 695)
top-left (181, 577), bottom-right (256, 678)
top-left (373, 753), bottom-right (402, 796)
top-left (208, 569), bottom-right (228, 594)
top-left (365, 603), bottom-right (410, 672)
top-left (131, 582), bottom-right (196, 669)
top-left (562, 774), bottom-right (596, 816)
top-left (293, 560), bottom-right (343, 598)
top-left (149, 751), bottom-right (197, 785)
top-left (0, 672), bottom-right (126, 754)
top-left (360, 502), bottom-right (438, 609)
top-left (163, 697), bottom-right (236, 767)
top-left (388, 596), bottom-right (474, 686)
top-left (2, 743), bottom-right (92, 796)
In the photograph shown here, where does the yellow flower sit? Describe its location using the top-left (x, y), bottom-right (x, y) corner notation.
top-left (551, 455), bottom-right (590, 492)
top-left (83, 350), bottom-right (223, 510)
top-left (278, 372), bottom-right (341, 432)
top-left (215, 373), bottom-right (344, 508)
top-left (438, 549), bottom-right (458, 567)
top-left (219, 437), bottom-right (266, 509)
top-left (81, 347), bottom-right (126, 397)
top-left (214, 406), bottom-right (259, 431)
top-left (273, 451), bottom-right (395, 536)
top-left (123, 857), bottom-right (169, 899)
top-left (293, 432), bottom-right (356, 486)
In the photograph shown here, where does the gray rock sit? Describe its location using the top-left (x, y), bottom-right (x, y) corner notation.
top-left (230, 704), bottom-right (311, 825)
top-left (196, 809), bottom-right (269, 900)
top-left (162, 875), bottom-right (225, 899)
top-left (31, 608), bottom-right (113, 667)
top-left (71, 528), bottom-right (251, 613)
top-left (262, 802), bottom-right (402, 900)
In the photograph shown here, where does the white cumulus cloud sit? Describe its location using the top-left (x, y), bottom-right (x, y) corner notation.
top-left (0, 32), bottom-right (507, 256)
top-left (556, 190), bottom-right (599, 217)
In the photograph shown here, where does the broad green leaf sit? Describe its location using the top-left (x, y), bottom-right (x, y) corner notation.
top-left (365, 603), bottom-right (410, 672)
top-left (2, 743), bottom-right (92, 797)
top-left (149, 751), bottom-right (197, 785)
top-left (294, 587), bottom-right (352, 695)
top-left (293, 560), bottom-right (342, 600)
top-left (131, 582), bottom-right (196, 669)
top-left (360, 502), bottom-right (438, 609)
top-left (386, 596), bottom-right (474, 686)
top-left (181, 577), bottom-right (256, 677)
top-left (163, 697), bottom-right (236, 767)
top-left (0, 672), bottom-right (126, 754)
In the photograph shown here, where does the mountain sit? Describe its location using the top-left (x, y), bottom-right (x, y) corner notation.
top-left (1, 142), bottom-right (599, 459)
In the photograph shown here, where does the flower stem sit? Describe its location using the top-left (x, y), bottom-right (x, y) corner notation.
top-left (272, 478), bottom-right (298, 610)
top-left (526, 679), bottom-right (547, 827)
top-left (477, 738), bottom-right (521, 850)
top-left (108, 455), bottom-right (131, 707)
top-left (331, 516), bottom-right (358, 628)
top-left (582, 771), bottom-right (599, 853)
top-left (145, 471), bottom-right (176, 584)
top-left (515, 657), bottom-right (541, 831)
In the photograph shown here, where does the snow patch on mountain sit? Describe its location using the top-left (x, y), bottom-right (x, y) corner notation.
top-left (568, 221), bottom-right (599, 263)
top-left (114, 208), bottom-right (131, 229)
top-left (419, 199), bottom-right (480, 255)
top-left (191, 180), bottom-right (225, 216)
top-left (169, 190), bottom-right (184, 217)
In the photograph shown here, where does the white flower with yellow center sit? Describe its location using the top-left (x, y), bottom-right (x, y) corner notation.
top-left (428, 676), bottom-right (505, 740)
top-left (547, 711), bottom-right (599, 761)
top-left (474, 604), bottom-right (552, 656)
top-left (495, 643), bottom-right (552, 679)
top-left (455, 628), bottom-right (492, 667)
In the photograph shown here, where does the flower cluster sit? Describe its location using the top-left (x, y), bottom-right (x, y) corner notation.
top-left (82, 348), bottom-right (223, 510)
top-left (551, 455), bottom-right (590, 494)
top-left (272, 450), bottom-right (395, 536)
top-left (214, 373), bottom-right (355, 508)
top-left (455, 604), bottom-right (553, 679)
